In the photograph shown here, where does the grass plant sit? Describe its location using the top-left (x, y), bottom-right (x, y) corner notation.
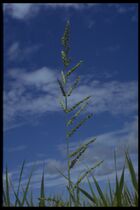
top-left (3, 21), bottom-right (138, 207)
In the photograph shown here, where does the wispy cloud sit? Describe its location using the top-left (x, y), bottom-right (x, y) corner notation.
top-left (5, 116), bottom-right (138, 189)
top-left (104, 4), bottom-right (138, 24)
top-left (3, 3), bottom-right (99, 20)
top-left (4, 66), bottom-right (138, 130)
top-left (70, 79), bottom-right (137, 115)
top-left (7, 41), bottom-right (42, 62)
top-left (114, 4), bottom-right (137, 14)
top-left (4, 66), bottom-right (59, 130)
top-left (58, 115), bottom-right (138, 164)
top-left (4, 3), bottom-right (40, 20)
top-left (107, 3), bottom-right (138, 13)
top-left (4, 3), bottom-right (138, 22)
top-left (57, 115), bottom-right (138, 185)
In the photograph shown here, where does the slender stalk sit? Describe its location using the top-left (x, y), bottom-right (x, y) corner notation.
top-left (65, 95), bottom-right (72, 206)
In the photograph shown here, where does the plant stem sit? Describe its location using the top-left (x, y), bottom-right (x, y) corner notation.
top-left (65, 96), bottom-right (72, 206)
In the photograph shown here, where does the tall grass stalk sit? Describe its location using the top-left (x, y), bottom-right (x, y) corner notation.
top-left (58, 20), bottom-right (99, 206)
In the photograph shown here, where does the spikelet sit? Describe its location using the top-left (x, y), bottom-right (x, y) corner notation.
top-left (84, 137), bottom-right (96, 147)
top-left (70, 146), bottom-right (87, 169)
top-left (67, 96), bottom-right (91, 113)
top-left (68, 137), bottom-right (96, 159)
top-left (74, 160), bottom-right (104, 188)
top-left (67, 76), bottom-right (80, 97)
top-left (67, 102), bottom-right (89, 126)
top-left (69, 138), bottom-right (96, 170)
top-left (65, 61), bottom-right (83, 78)
top-left (67, 114), bottom-right (93, 138)
top-left (61, 20), bottom-right (71, 68)
top-left (61, 20), bottom-right (70, 49)
top-left (59, 99), bottom-right (67, 112)
top-left (68, 144), bottom-right (86, 158)
top-left (57, 79), bottom-right (66, 97)
top-left (61, 71), bottom-right (66, 85)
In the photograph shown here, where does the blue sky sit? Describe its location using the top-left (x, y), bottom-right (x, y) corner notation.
top-left (3, 3), bottom-right (138, 201)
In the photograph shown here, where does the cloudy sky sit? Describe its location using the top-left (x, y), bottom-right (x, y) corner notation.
top-left (3, 3), bottom-right (138, 201)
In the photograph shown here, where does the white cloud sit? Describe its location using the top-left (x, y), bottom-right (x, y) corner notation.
top-left (4, 3), bottom-right (40, 20)
top-left (70, 80), bottom-right (138, 115)
top-left (91, 116), bottom-right (138, 159)
top-left (4, 3), bottom-right (138, 23)
top-left (115, 4), bottom-right (137, 14)
top-left (4, 66), bottom-right (59, 130)
top-left (4, 115), bottom-right (137, 191)
top-left (25, 158), bottom-right (65, 173)
top-left (4, 3), bottom-right (99, 20)
top-left (3, 172), bottom-right (12, 183)
top-left (58, 115), bottom-right (138, 176)
top-left (21, 67), bottom-right (56, 86)
top-left (4, 65), bottom-right (138, 131)
top-left (7, 42), bottom-right (41, 61)
top-left (45, 3), bottom-right (85, 9)
top-left (8, 42), bottom-right (19, 60)
top-left (107, 3), bottom-right (137, 12)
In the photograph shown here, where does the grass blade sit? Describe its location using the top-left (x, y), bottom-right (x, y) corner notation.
top-left (21, 186), bottom-right (31, 207)
top-left (115, 165), bottom-right (125, 206)
top-left (87, 177), bottom-right (98, 205)
top-left (30, 190), bottom-right (34, 206)
top-left (38, 168), bottom-right (46, 207)
top-left (78, 186), bottom-right (96, 204)
top-left (15, 160), bottom-right (25, 206)
top-left (21, 165), bottom-right (35, 206)
top-left (124, 184), bottom-right (133, 206)
top-left (92, 176), bottom-right (108, 206)
top-left (5, 164), bottom-right (10, 206)
top-left (66, 186), bottom-right (76, 206)
top-left (125, 152), bottom-right (138, 193)
top-left (108, 180), bottom-right (113, 205)
top-left (3, 186), bottom-right (7, 206)
top-left (10, 178), bottom-right (22, 206)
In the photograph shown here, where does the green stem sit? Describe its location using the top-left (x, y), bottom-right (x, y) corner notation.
top-left (65, 96), bottom-right (72, 206)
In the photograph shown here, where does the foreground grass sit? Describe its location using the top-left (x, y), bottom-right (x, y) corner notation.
top-left (3, 152), bottom-right (138, 207)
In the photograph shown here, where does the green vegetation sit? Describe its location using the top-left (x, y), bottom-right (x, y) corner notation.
top-left (58, 20), bottom-right (102, 206)
top-left (3, 152), bottom-right (138, 207)
top-left (3, 21), bottom-right (138, 207)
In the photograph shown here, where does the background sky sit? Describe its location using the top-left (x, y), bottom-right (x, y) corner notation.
top-left (3, 3), bottom-right (138, 202)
